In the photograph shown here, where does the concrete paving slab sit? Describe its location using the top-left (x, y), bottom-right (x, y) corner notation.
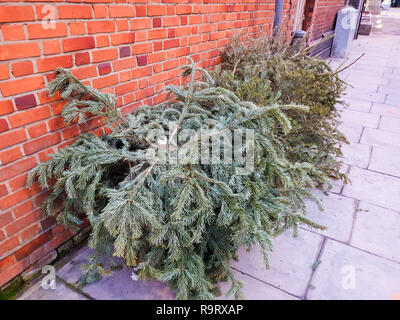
top-left (385, 94), bottom-right (400, 106)
top-left (342, 98), bottom-right (372, 112)
top-left (231, 229), bottom-right (323, 298)
top-left (379, 116), bottom-right (400, 133)
top-left (370, 102), bottom-right (400, 118)
top-left (360, 127), bottom-right (400, 149)
top-left (351, 201), bottom-right (400, 263)
top-left (340, 109), bottom-right (380, 128)
top-left (329, 164), bottom-right (349, 194)
top-left (304, 191), bottom-right (356, 242)
top-left (338, 124), bottom-right (363, 143)
top-left (342, 166), bottom-right (400, 211)
top-left (57, 245), bottom-right (92, 285)
top-left (340, 142), bottom-right (371, 168)
top-left (306, 239), bottom-right (400, 300)
top-left (368, 146), bottom-right (400, 177)
top-left (219, 269), bottom-right (298, 300)
top-left (344, 90), bottom-right (386, 104)
top-left (18, 278), bottom-right (87, 300)
top-left (81, 267), bottom-right (175, 300)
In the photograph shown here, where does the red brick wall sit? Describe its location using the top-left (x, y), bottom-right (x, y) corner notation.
top-left (303, 0), bottom-right (345, 40)
top-left (0, 0), bottom-right (299, 289)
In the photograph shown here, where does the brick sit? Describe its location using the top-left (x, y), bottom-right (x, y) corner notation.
top-left (71, 65), bottom-right (97, 80)
top-left (87, 20), bottom-right (115, 34)
top-left (37, 90), bottom-right (60, 105)
top-left (0, 157), bottom-right (36, 183)
top-left (14, 200), bottom-right (34, 219)
top-left (115, 81), bottom-right (138, 96)
top-left (9, 106), bottom-right (51, 128)
top-left (1, 25), bottom-right (25, 41)
top-left (150, 72), bottom-right (168, 85)
top-left (112, 57), bottom-right (136, 72)
top-left (148, 29), bottom-right (167, 40)
top-left (135, 5), bottom-right (146, 17)
top-left (27, 23), bottom-right (67, 39)
top-left (0, 184), bottom-right (7, 198)
top-left (110, 32), bottom-right (135, 45)
top-left (164, 39), bottom-right (180, 50)
top-left (153, 17), bottom-right (162, 28)
top-left (14, 94), bottom-right (37, 111)
top-left (46, 117), bottom-right (65, 132)
top-left (37, 147), bottom-right (55, 163)
top-left (69, 22), bottom-right (86, 36)
top-left (148, 52), bottom-right (166, 64)
top-left (0, 6), bottom-right (35, 23)
top-left (177, 5), bottom-right (192, 15)
top-left (117, 20), bottom-right (129, 32)
top-left (0, 147), bottom-right (23, 165)
top-left (0, 211), bottom-right (13, 229)
top-left (93, 5), bottom-right (108, 18)
top-left (62, 37), bottom-right (95, 52)
top-left (92, 48), bottom-right (118, 62)
top-left (14, 230), bottom-right (53, 261)
top-left (131, 43), bottom-right (153, 55)
top-left (62, 125), bottom-right (80, 140)
top-left (0, 43), bottom-right (40, 61)
top-left (0, 129), bottom-right (27, 150)
top-left (119, 46), bottom-right (131, 58)
top-left (5, 209), bottom-right (40, 237)
top-left (0, 236), bottom-right (20, 258)
top-left (0, 255), bottom-right (15, 273)
top-left (109, 5), bottom-right (135, 17)
top-left (163, 16), bottom-right (180, 27)
top-left (58, 5), bottom-right (93, 19)
top-left (0, 65), bottom-right (9, 81)
top-left (0, 119), bottom-right (8, 133)
top-left (20, 224), bottom-right (41, 243)
top-left (51, 101), bottom-right (67, 115)
top-left (137, 55), bottom-right (148, 66)
top-left (0, 259), bottom-right (28, 288)
top-left (23, 133), bottom-right (62, 155)
top-left (43, 40), bottom-right (61, 55)
top-left (163, 59), bottom-right (179, 71)
top-left (119, 70), bottom-right (132, 82)
top-left (130, 18), bottom-right (151, 30)
top-left (92, 74), bottom-right (118, 89)
top-left (148, 5), bottom-right (166, 16)
top-left (135, 86), bottom-right (155, 101)
top-left (98, 63), bottom-right (111, 75)
top-left (12, 61), bottom-right (34, 78)
top-left (132, 66), bottom-right (153, 79)
top-left (96, 35), bottom-right (110, 48)
top-left (75, 52), bottom-right (90, 66)
top-left (0, 76), bottom-right (45, 97)
top-left (27, 122), bottom-right (48, 139)
top-left (40, 216), bottom-right (56, 231)
top-left (135, 30), bottom-right (147, 42)
top-left (36, 56), bottom-right (73, 73)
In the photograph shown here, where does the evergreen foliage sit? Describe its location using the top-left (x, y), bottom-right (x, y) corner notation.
top-left (28, 58), bottom-right (333, 300)
top-left (213, 34), bottom-right (349, 183)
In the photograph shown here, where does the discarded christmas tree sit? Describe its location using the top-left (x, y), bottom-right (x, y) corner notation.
top-left (213, 33), bottom-right (349, 183)
top-left (28, 60), bottom-right (328, 300)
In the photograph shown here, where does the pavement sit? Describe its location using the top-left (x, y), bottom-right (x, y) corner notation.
top-left (17, 8), bottom-right (400, 300)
